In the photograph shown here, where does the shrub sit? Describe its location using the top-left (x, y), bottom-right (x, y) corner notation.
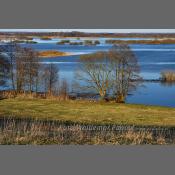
top-left (56, 40), bottom-right (70, 45)
top-left (84, 40), bottom-right (93, 45)
top-left (69, 42), bottom-right (83, 45)
top-left (94, 40), bottom-right (100, 45)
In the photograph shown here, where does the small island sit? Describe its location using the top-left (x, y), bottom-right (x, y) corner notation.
top-left (40, 37), bottom-right (52, 40)
top-left (12, 40), bottom-right (38, 44)
top-left (38, 50), bottom-right (69, 58)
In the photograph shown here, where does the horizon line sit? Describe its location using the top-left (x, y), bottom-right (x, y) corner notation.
top-left (1, 29), bottom-right (175, 33)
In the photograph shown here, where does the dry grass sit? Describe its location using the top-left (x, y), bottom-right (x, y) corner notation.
top-left (0, 91), bottom-right (70, 100)
top-left (0, 98), bottom-right (175, 145)
top-left (161, 71), bottom-right (175, 82)
top-left (0, 118), bottom-right (173, 145)
top-left (105, 39), bottom-right (175, 44)
top-left (38, 50), bottom-right (69, 58)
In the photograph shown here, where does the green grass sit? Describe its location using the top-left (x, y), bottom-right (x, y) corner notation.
top-left (0, 98), bottom-right (175, 126)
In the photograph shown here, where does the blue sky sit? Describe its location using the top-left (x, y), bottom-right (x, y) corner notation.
top-left (0, 29), bottom-right (175, 33)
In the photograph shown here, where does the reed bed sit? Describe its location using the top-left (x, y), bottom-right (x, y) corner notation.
top-left (0, 118), bottom-right (174, 145)
top-left (161, 71), bottom-right (175, 82)
top-left (0, 90), bottom-right (69, 101)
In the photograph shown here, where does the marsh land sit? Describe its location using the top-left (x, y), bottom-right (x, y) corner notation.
top-left (1, 31), bottom-right (175, 145)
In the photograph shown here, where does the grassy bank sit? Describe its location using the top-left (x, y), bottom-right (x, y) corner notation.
top-left (0, 98), bottom-right (175, 126)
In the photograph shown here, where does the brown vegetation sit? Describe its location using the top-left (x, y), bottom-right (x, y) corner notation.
top-left (0, 118), bottom-right (172, 145)
top-left (38, 50), bottom-right (69, 58)
top-left (105, 39), bottom-right (175, 44)
top-left (40, 37), bottom-right (52, 40)
top-left (161, 71), bottom-right (175, 82)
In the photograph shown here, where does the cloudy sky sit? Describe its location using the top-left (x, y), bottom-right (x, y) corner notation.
top-left (0, 29), bottom-right (175, 33)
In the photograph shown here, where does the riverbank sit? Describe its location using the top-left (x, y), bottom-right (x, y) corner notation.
top-left (1, 98), bottom-right (175, 126)
top-left (0, 98), bottom-right (175, 144)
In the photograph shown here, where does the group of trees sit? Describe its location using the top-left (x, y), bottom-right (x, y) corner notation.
top-left (0, 43), bottom-right (62, 97)
top-left (0, 43), bottom-right (140, 103)
top-left (78, 44), bottom-right (140, 102)
top-left (2, 31), bottom-right (175, 40)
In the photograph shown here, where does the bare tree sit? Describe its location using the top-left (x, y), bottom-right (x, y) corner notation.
top-left (77, 45), bottom-right (140, 102)
top-left (9, 46), bottom-right (40, 93)
top-left (24, 48), bottom-right (40, 93)
top-left (77, 52), bottom-right (113, 100)
top-left (0, 43), bottom-right (40, 94)
top-left (108, 44), bottom-right (140, 103)
top-left (59, 79), bottom-right (69, 100)
top-left (0, 52), bottom-right (10, 86)
top-left (42, 63), bottom-right (59, 95)
top-left (15, 46), bottom-right (28, 92)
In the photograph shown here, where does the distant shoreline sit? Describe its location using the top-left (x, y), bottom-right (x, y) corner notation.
top-left (2, 31), bottom-right (175, 39)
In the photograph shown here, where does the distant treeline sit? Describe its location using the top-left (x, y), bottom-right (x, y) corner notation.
top-left (1, 31), bottom-right (175, 38)
top-left (105, 39), bottom-right (175, 44)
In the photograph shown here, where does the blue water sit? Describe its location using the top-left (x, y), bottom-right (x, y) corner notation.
top-left (126, 82), bottom-right (175, 107)
top-left (20, 41), bottom-right (175, 107)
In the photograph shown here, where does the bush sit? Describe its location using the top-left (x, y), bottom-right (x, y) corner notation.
top-left (94, 40), bottom-right (100, 45)
top-left (56, 40), bottom-right (70, 45)
top-left (84, 40), bottom-right (93, 45)
top-left (70, 42), bottom-right (83, 45)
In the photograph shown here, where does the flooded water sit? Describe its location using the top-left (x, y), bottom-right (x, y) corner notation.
top-left (10, 38), bottom-right (175, 107)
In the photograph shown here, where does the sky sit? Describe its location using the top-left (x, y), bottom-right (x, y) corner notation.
top-left (0, 29), bottom-right (175, 33)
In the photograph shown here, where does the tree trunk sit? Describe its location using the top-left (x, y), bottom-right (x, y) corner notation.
top-left (116, 93), bottom-right (125, 103)
top-left (99, 90), bottom-right (106, 101)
